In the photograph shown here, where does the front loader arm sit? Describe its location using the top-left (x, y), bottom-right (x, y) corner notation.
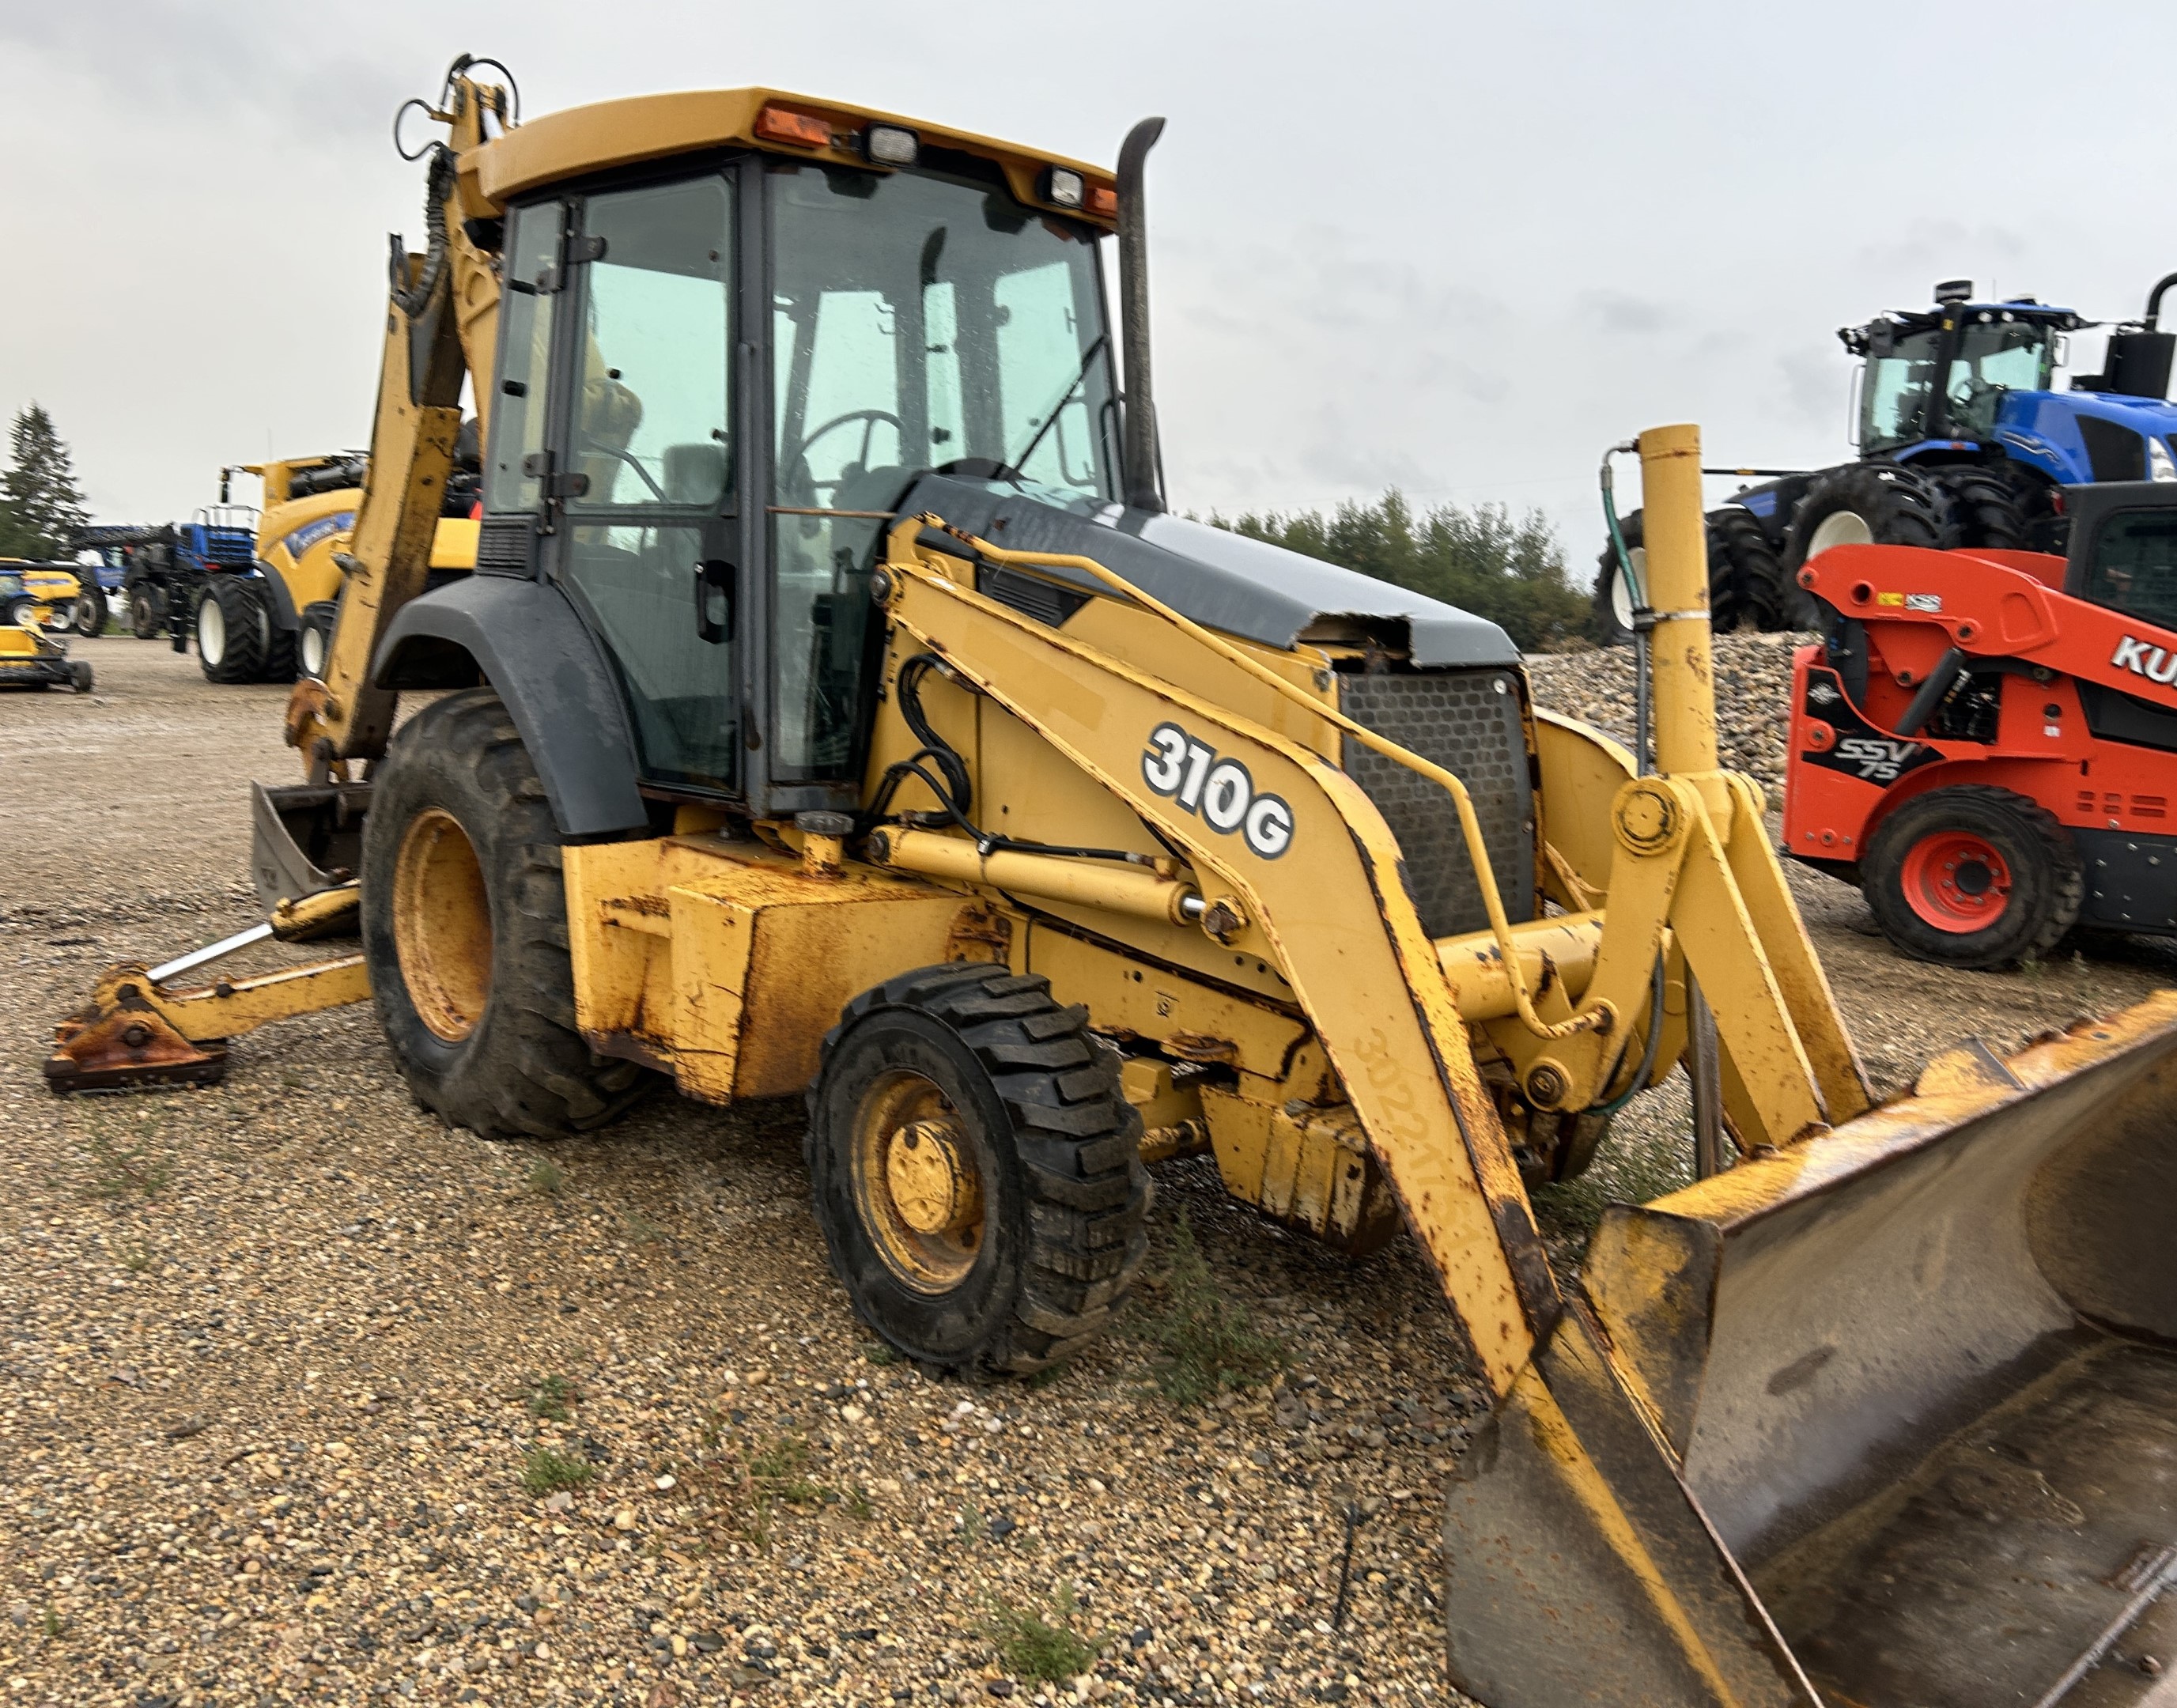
top-left (875, 450), bottom-right (1855, 1700)
top-left (287, 65), bottom-right (508, 777)
top-left (875, 529), bottom-right (1560, 1392)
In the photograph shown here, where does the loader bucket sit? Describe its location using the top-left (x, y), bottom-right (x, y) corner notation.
top-left (250, 780), bottom-right (371, 924)
top-left (1446, 994), bottom-right (2177, 1706)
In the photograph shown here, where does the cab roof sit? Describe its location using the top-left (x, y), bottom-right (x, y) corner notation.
top-left (470, 87), bottom-right (1117, 228)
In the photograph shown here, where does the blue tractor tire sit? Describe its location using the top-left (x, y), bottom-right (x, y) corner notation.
top-left (1590, 508), bottom-right (1778, 646)
top-left (1784, 464), bottom-right (1960, 628)
top-left (1932, 466), bottom-right (2031, 553)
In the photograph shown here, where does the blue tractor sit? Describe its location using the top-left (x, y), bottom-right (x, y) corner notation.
top-left (1593, 274), bottom-right (2177, 641)
top-left (88, 511), bottom-right (262, 652)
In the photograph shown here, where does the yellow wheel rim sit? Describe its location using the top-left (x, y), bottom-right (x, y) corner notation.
top-left (391, 807), bottom-right (493, 1042)
top-left (850, 1068), bottom-right (986, 1292)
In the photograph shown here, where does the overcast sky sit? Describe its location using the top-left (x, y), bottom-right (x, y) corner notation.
top-left (8, 0), bottom-right (2175, 572)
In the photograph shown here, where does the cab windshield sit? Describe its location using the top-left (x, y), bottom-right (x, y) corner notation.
top-left (767, 158), bottom-right (1117, 777)
top-left (1944, 319), bottom-right (2056, 440)
top-left (1861, 319), bottom-right (2058, 450)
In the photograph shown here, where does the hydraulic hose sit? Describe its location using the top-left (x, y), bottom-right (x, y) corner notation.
top-left (901, 517), bottom-right (1615, 1043)
top-left (388, 145), bottom-right (455, 319)
top-left (1600, 441), bottom-right (1652, 775)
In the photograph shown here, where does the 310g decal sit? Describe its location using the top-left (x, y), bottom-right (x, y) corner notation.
top-left (1141, 723), bottom-right (1294, 858)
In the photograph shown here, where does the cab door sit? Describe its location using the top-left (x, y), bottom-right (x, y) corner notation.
top-left (500, 172), bottom-right (743, 795)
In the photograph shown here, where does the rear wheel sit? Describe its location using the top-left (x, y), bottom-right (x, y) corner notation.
top-left (1705, 505), bottom-right (1790, 632)
top-left (1591, 508), bottom-right (1789, 644)
top-left (360, 687), bottom-right (652, 1138)
top-left (1784, 464), bottom-right (1960, 625)
top-left (1933, 466), bottom-right (2031, 551)
top-left (1863, 785), bottom-right (2081, 969)
top-left (807, 963), bottom-right (1150, 1377)
top-left (129, 588), bottom-right (164, 640)
top-left (2, 595), bottom-right (35, 629)
top-left (1589, 512), bottom-right (1642, 647)
top-left (197, 576), bottom-right (263, 682)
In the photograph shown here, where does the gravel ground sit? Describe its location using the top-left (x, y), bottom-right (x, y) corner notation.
top-left (5, 637), bottom-right (2175, 1708)
top-left (1524, 630), bottom-right (1807, 805)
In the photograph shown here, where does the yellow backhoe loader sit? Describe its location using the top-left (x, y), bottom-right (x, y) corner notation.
top-left (47, 56), bottom-right (2177, 1704)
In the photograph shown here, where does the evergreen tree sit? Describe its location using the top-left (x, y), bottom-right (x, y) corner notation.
top-left (1211, 489), bottom-right (1587, 653)
top-left (0, 404), bottom-right (91, 560)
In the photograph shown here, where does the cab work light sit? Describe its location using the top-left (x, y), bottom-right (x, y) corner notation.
top-left (1045, 167), bottom-right (1085, 208)
top-left (754, 104), bottom-right (832, 149)
top-left (864, 124), bottom-right (918, 165)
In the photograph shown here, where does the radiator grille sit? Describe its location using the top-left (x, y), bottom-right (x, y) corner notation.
top-left (1338, 669), bottom-right (1534, 939)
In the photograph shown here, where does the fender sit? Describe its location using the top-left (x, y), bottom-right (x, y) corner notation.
top-left (252, 561), bottom-right (300, 633)
top-left (372, 575), bottom-right (649, 839)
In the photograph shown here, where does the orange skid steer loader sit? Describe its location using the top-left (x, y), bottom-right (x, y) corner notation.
top-left (46, 56), bottom-right (2177, 1704)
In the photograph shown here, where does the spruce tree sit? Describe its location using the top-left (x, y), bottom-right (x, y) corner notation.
top-left (0, 404), bottom-right (91, 560)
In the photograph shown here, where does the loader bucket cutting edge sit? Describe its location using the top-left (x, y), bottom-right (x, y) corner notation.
top-left (1446, 992), bottom-right (2177, 1707)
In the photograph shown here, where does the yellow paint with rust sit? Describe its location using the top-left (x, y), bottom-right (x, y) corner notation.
top-left (562, 836), bottom-right (966, 1101)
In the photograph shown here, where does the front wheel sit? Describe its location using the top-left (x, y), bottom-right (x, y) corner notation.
top-left (359, 688), bottom-right (652, 1138)
top-left (69, 587), bottom-right (106, 637)
top-left (806, 964), bottom-right (1149, 1378)
top-left (1862, 785), bottom-right (2081, 969)
top-left (299, 599), bottom-right (338, 680)
top-left (129, 588), bottom-right (164, 640)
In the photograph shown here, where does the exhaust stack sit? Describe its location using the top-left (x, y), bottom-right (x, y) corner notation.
top-left (1116, 116), bottom-right (1166, 513)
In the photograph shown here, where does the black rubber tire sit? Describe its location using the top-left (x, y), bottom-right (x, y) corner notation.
top-left (1783, 464), bottom-right (1960, 631)
top-left (299, 599), bottom-right (338, 680)
top-left (1589, 512), bottom-right (1640, 646)
top-left (807, 962), bottom-right (1150, 1379)
top-left (69, 661), bottom-right (93, 694)
top-left (1, 595), bottom-right (35, 629)
top-left (1591, 508), bottom-right (1782, 644)
top-left (1933, 466), bottom-right (2031, 552)
top-left (197, 576), bottom-right (270, 682)
top-left (260, 599), bottom-right (297, 683)
top-left (1862, 784), bottom-right (2083, 970)
top-left (2001, 465), bottom-right (2069, 555)
top-left (129, 588), bottom-right (163, 640)
top-left (1706, 505), bottom-right (1790, 632)
top-left (70, 584), bottom-right (106, 637)
top-left (360, 687), bottom-right (653, 1139)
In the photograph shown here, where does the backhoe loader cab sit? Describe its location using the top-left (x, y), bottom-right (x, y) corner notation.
top-left (52, 61), bottom-right (2177, 1706)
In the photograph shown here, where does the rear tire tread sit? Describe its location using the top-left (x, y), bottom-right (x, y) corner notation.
top-left (361, 687), bottom-right (650, 1140)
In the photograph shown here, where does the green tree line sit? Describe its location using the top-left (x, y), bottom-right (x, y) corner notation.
top-left (0, 404), bottom-right (90, 560)
top-left (1213, 490), bottom-right (1588, 653)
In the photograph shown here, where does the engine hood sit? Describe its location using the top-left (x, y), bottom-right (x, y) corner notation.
top-left (893, 474), bottom-right (1520, 670)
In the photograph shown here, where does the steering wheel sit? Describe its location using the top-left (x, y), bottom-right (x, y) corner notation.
top-left (787, 410), bottom-right (905, 502)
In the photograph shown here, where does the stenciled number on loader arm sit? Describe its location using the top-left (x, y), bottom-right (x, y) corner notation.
top-left (1142, 722), bottom-right (1295, 859)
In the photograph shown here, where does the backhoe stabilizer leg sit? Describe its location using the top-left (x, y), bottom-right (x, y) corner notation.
top-left (45, 954), bottom-right (371, 1094)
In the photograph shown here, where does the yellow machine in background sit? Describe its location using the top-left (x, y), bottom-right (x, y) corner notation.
top-left (192, 454), bottom-right (480, 684)
top-left (0, 564), bottom-right (93, 691)
top-left (0, 561), bottom-right (92, 633)
top-left (47, 58), bottom-right (2177, 1705)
